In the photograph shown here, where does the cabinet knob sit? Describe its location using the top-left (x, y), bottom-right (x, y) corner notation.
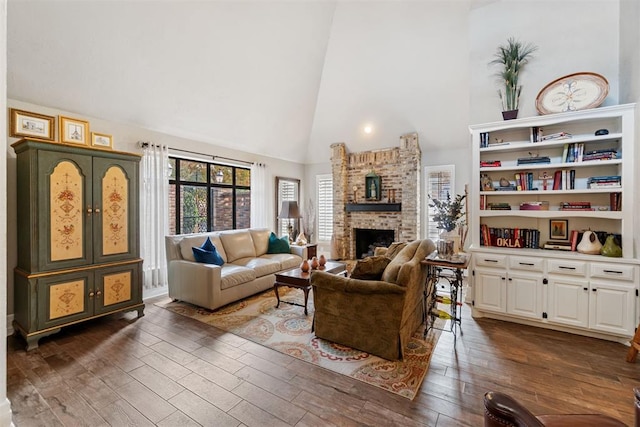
top-left (89, 291), bottom-right (94, 297)
top-left (94, 205), bottom-right (101, 214)
top-left (583, 287), bottom-right (588, 291)
top-left (592, 288), bottom-right (597, 292)
top-left (95, 290), bottom-right (102, 297)
top-left (87, 205), bottom-right (93, 215)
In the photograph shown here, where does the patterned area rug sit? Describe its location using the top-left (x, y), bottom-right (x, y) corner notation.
top-left (156, 287), bottom-right (440, 400)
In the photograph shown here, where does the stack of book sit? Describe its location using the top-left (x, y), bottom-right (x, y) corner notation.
top-left (488, 202), bottom-right (511, 210)
top-left (541, 132), bottom-right (572, 141)
top-left (495, 184), bottom-right (517, 191)
top-left (552, 169), bottom-right (576, 190)
top-left (480, 160), bottom-right (501, 167)
top-left (517, 156), bottom-right (551, 166)
top-left (519, 201), bottom-right (549, 210)
top-left (582, 148), bottom-right (618, 161)
top-left (479, 132), bottom-right (490, 148)
top-left (544, 241), bottom-right (572, 251)
top-left (560, 201), bottom-right (593, 211)
top-left (587, 175), bottom-right (621, 189)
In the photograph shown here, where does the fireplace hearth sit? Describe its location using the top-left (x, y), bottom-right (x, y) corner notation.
top-left (355, 228), bottom-right (395, 259)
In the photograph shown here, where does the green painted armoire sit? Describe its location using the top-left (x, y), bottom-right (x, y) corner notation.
top-left (12, 139), bottom-right (144, 350)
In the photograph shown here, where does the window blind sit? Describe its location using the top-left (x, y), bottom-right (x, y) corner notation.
top-left (316, 175), bottom-right (333, 242)
top-left (425, 165), bottom-right (455, 241)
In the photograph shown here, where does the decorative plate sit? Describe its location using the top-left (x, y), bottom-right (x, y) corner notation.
top-left (535, 72), bottom-right (609, 115)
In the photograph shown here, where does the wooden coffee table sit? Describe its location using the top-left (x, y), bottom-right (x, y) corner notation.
top-left (274, 261), bottom-right (346, 315)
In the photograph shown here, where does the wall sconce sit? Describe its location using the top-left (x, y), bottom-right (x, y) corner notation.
top-left (215, 169), bottom-right (224, 183)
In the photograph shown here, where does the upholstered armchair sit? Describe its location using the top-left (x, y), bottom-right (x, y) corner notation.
top-left (483, 391), bottom-right (626, 426)
top-left (310, 239), bottom-right (435, 360)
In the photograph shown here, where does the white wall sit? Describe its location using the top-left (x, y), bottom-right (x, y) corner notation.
top-left (6, 99), bottom-right (305, 313)
top-left (470, 1), bottom-right (620, 125)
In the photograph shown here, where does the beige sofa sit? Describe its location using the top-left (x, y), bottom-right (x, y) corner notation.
top-left (165, 228), bottom-right (306, 310)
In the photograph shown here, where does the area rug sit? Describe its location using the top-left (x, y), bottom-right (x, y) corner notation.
top-left (156, 288), bottom-right (441, 400)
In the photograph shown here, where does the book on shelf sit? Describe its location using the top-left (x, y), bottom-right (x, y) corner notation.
top-left (544, 241), bottom-right (572, 251)
top-left (588, 175), bottom-right (621, 189)
top-left (480, 132), bottom-right (490, 148)
top-left (564, 143), bottom-right (584, 162)
top-left (517, 156), bottom-right (551, 165)
top-left (552, 170), bottom-right (562, 190)
top-left (480, 224), bottom-right (540, 249)
top-left (569, 169), bottom-right (575, 189)
top-left (480, 194), bottom-right (486, 210)
top-left (488, 202), bottom-right (511, 210)
top-left (560, 201), bottom-right (593, 211)
top-left (519, 201), bottom-right (549, 210)
top-left (495, 185), bottom-right (517, 191)
top-left (480, 160), bottom-right (502, 167)
top-left (570, 230), bottom-right (579, 251)
top-left (530, 126), bottom-right (541, 143)
top-left (610, 192), bottom-right (622, 211)
top-left (540, 132), bottom-right (572, 141)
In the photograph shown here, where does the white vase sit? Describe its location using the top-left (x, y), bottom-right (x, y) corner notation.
top-left (440, 230), bottom-right (461, 254)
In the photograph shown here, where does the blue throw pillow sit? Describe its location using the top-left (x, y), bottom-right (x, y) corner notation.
top-left (267, 232), bottom-right (290, 254)
top-left (192, 237), bottom-right (224, 265)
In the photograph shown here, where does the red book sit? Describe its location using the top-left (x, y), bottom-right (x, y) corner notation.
top-left (552, 170), bottom-right (562, 190)
top-left (570, 230), bottom-right (579, 251)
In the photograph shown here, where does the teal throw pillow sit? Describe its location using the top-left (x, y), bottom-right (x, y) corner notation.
top-left (267, 232), bottom-right (290, 254)
top-left (192, 237), bottom-right (224, 265)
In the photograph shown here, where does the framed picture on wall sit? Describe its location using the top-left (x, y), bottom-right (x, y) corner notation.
top-left (91, 132), bottom-right (113, 149)
top-left (59, 116), bottom-right (89, 145)
top-left (9, 108), bottom-right (56, 141)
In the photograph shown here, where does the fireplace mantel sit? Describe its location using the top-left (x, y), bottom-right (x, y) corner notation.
top-left (345, 203), bottom-right (401, 212)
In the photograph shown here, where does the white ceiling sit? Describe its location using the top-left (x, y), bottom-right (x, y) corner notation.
top-left (8, 1), bottom-right (473, 164)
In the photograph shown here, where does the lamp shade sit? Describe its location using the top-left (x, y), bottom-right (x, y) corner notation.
top-left (279, 200), bottom-right (301, 219)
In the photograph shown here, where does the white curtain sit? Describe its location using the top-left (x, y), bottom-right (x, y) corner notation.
top-left (250, 162), bottom-right (270, 228)
top-left (140, 143), bottom-right (170, 290)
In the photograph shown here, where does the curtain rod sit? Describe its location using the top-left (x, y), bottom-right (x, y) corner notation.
top-left (139, 141), bottom-right (254, 166)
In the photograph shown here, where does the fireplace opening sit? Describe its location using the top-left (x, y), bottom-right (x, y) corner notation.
top-left (354, 228), bottom-right (395, 259)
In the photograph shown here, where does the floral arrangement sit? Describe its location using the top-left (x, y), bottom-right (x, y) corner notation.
top-left (429, 192), bottom-right (466, 232)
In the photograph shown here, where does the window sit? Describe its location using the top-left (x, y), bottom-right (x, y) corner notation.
top-left (168, 157), bottom-right (251, 235)
top-left (316, 175), bottom-right (333, 242)
top-left (275, 177), bottom-right (300, 237)
top-left (425, 165), bottom-right (455, 241)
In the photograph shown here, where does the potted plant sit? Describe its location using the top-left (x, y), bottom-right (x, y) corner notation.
top-left (490, 37), bottom-right (538, 120)
top-left (429, 192), bottom-right (466, 254)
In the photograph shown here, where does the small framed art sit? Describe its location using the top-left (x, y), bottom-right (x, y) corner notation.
top-left (550, 219), bottom-right (568, 240)
top-left (91, 132), bottom-right (113, 149)
top-left (9, 108), bottom-right (56, 141)
top-left (59, 116), bottom-right (89, 145)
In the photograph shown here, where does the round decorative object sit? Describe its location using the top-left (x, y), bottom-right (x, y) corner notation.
top-left (300, 259), bottom-right (310, 272)
top-left (311, 256), bottom-right (319, 270)
top-left (601, 235), bottom-right (622, 257)
top-left (535, 72), bottom-right (609, 115)
top-left (595, 129), bottom-right (609, 136)
top-left (318, 254), bottom-right (327, 267)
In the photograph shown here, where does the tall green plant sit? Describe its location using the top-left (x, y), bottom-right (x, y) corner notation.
top-left (490, 37), bottom-right (538, 111)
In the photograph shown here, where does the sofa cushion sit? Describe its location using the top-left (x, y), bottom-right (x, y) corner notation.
top-left (232, 257), bottom-right (280, 277)
top-left (260, 253), bottom-right (300, 270)
top-left (385, 242), bottom-right (408, 260)
top-left (250, 229), bottom-right (271, 256)
top-left (219, 230), bottom-right (257, 262)
top-left (192, 237), bottom-right (224, 266)
top-left (220, 264), bottom-right (257, 290)
top-left (350, 256), bottom-right (391, 280)
top-left (267, 232), bottom-right (290, 254)
top-left (179, 233), bottom-right (227, 263)
top-left (381, 240), bottom-right (419, 285)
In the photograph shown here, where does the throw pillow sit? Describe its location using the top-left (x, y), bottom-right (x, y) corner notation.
top-left (384, 242), bottom-right (408, 260)
top-left (350, 256), bottom-right (391, 280)
top-left (267, 232), bottom-right (290, 254)
top-left (192, 237), bottom-right (224, 265)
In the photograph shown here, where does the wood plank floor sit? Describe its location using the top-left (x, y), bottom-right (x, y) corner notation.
top-left (7, 297), bottom-right (640, 426)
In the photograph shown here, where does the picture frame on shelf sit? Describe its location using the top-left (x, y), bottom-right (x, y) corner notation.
top-left (91, 132), bottom-right (113, 149)
top-left (549, 219), bottom-right (568, 240)
top-left (59, 116), bottom-right (89, 145)
top-left (9, 108), bottom-right (56, 141)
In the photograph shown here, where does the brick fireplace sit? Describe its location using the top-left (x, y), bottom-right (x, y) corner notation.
top-left (331, 133), bottom-right (421, 260)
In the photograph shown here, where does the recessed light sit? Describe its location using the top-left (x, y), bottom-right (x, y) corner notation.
top-left (364, 125), bottom-right (373, 134)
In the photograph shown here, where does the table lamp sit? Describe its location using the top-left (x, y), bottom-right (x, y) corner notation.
top-left (279, 201), bottom-right (301, 243)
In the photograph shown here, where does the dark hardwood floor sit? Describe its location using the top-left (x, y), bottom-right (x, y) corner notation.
top-left (7, 296), bottom-right (640, 426)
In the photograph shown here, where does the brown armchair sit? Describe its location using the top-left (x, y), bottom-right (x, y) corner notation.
top-left (310, 239), bottom-right (435, 360)
top-left (484, 391), bottom-right (626, 427)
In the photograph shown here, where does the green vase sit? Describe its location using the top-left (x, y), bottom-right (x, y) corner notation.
top-left (600, 235), bottom-right (622, 257)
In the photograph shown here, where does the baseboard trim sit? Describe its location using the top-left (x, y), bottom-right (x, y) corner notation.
top-left (143, 287), bottom-right (168, 301)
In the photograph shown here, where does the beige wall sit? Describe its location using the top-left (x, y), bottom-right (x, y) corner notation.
top-left (6, 99), bottom-right (306, 314)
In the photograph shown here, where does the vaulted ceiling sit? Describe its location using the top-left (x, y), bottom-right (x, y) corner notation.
top-left (8, 1), bottom-right (471, 164)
